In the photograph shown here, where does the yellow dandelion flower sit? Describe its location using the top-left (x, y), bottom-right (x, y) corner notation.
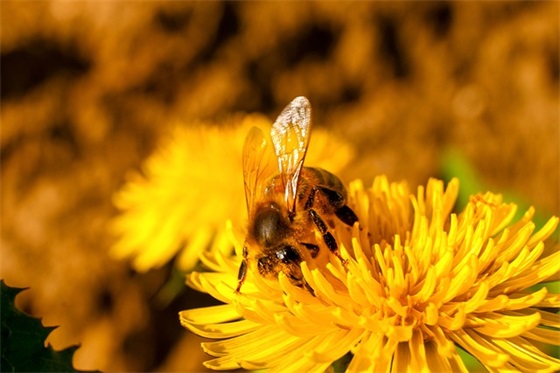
top-left (180, 176), bottom-right (560, 372)
top-left (110, 115), bottom-right (354, 272)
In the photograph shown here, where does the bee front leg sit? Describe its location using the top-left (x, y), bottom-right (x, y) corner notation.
top-left (235, 246), bottom-right (249, 294)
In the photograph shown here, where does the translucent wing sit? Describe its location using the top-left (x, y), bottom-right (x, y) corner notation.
top-left (270, 96), bottom-right (312, 215)
top-left (242, 126), bottom-right (277, 214)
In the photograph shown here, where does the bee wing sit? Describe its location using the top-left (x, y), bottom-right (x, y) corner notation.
top-left (242, 126), bottom-right (278, 214)
top-left (270, 96), bottom-right (312, 215)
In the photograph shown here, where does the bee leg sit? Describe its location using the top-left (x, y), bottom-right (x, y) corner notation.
top-left (235, 246), bottom-right (249, 294)
top-left (235, 260), bottom-right (247, 293)
top-left (300, 242), bottom-right (320, 258)
top-left (309, 209), bottom-right (336, 249)
top-left (275, 246), bottom-right (315, 295)
top-left (305, 186), bottom-right (344, 210)
top-left (303, 187), bottom-right (317, 210)
top-left (316, 186), bottom-right (345, 208)
top-left (315, 186), bottom-right (359, 227)
top-left (334, 205), bottom-right (359, 227)
top-left (309, 209), bottom-right (347, 265)
top-left (285, 273), bottom-right (315, 296)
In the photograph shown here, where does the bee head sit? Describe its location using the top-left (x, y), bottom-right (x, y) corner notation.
top-left (257, 245), bottom-right (304, 285)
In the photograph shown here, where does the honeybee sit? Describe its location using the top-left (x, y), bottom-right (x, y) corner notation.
top-left (236, 97), bottom-right (358, 293)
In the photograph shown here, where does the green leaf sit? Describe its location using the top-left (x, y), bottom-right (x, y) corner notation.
top-left (1, 280), bottom-right (100, 372)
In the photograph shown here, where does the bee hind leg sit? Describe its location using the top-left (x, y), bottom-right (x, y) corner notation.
top-left (314, 186), bottom-right (358, 227)
top-left (316, 186), bottom-right (345, 207)
top-left (334, 205), bottom-right (358, 227)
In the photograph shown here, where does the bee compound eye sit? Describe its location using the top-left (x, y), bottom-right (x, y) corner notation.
top-left (275, 246), bottom-right (301, 264)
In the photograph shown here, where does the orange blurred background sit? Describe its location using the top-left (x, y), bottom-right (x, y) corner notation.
top-left (1, 2), bottom-right (558, 372)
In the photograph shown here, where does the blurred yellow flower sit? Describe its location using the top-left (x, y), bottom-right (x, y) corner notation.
top-left (180, 176), bottom-right (560, 372)
top-left (110, 115), bottom-right (354, 272)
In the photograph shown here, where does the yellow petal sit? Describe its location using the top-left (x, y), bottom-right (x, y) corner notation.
top-left (522, 327), bottom-right (560, 346)
top-left (496, 222), bottom-right (534, 264)
top-left (392, 341), bottom-right (412, 373)
top-left (438, 305), bottom-right (466, 330)
top-left (504, 243), bottom-right (544, 280)
top-left (306, 264), bottom-right (351, 306)
top-left (534, 292), bottom-right (560, 308)
top-left (449, 329), bottom-right (509, 368)
top-left (423, 325), bottom-right (455, 358)
top-left (516, 309), bottom-right (560, 328)
top-left (202, 325), bottom-right (292, 358)
top-left (527, 216), bottom-right (559, 247)
top-left (428, 339), bottom-right (471, 373)
top-left (463, 281), bottom-right (489, 313)
top-left (443, 256), bottom-right (478, 303)
top-left (203, 356), bottom-right (242, 370)
top-left (475, 294), bottom-right (509, 313)
top-left (192, 272), bottom-right (236, 304)
top-left (472, 311), bottom-right (541, 338)
top-left (490, 336), bottom-right (560, 372)
top-left (409, 330), bottom-right (430, 373)
top-left (491, 250), bottom-right (560, 295)
top-left (182, 319), bottom-right (260, 339)
top-left (424, 302), bottom-right (439, 325)
top-left (271, 330), bottom-right (361, 373)
top-left (411, 265), bottom-right (437, 304)
top-left (505, 287), bottom-right (549, 310)
top-left (179, 304), bottom-right (240, 325)
top-left (308, 327), bottom-right (365, 362)
top-left (348, 332), bottom-right (383, 373)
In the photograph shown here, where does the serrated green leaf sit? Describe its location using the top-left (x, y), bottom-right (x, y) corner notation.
top-left (1, 280), bottom-right (100, 372)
